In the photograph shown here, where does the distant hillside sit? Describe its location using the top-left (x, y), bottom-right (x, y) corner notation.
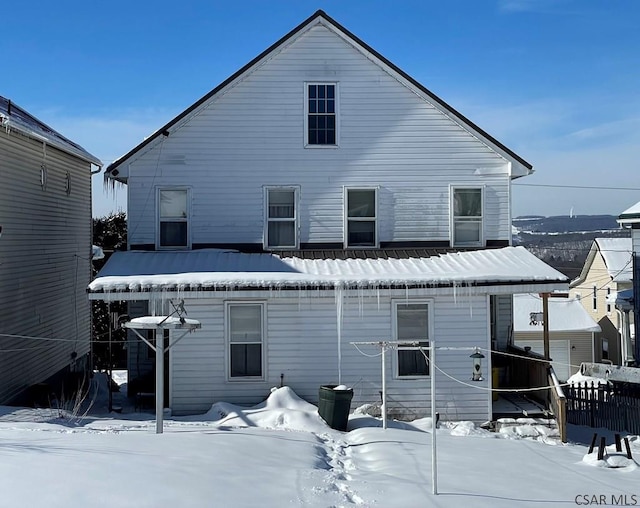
top-left (513, 214), bottom-right (621, 234)
top-left (513, 214), bottom-right (630, 280)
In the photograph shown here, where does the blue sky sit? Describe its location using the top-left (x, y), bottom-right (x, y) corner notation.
top-left (4, 0), bottom-right (639, 218)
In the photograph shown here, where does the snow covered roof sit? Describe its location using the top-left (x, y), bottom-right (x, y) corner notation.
top-left (88, 246), bottom-right (567, 295)
top-left (618, 200), bottom-right (640, 224)
top-left (0, 96), bottom-right (102, 166)
top-left (595, 238), bottom-right (633, 282)
top-left (571, 237), bottom-right (633, 287)
top-left (513, 294), bottom-right (601, 332)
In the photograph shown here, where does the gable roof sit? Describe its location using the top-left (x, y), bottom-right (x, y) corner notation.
top-left (0, 96), bottom-right (101, 166)
top-left (88, 246), bottom-right (566, 296)
top-left (618, 200), bottom-right (640, 224)
top-left (570, 237), bottom-right (633, 287)
top-left (104, 10), bottom-right (532, 181)
top-left (513, 294), bottom-right (600, 332)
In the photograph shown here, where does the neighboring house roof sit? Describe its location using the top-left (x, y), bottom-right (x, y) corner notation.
top-left (103, 10), bottom-right (532, 182)
top-left (570, 237), bottom-right (633, 287)
top-left (88, 246), bottom-right (566, 294)
top-left (513, 294), bottom-right (601, 333)
top-left (618, 200), bottom-right (640, 224)
top-left (0, 96), bottom-right (102, 166)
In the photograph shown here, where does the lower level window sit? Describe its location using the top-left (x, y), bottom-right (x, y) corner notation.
top-left (396, 303), bottom-right (430, 376)
top-left (228, 303), bottom-right (263, 378)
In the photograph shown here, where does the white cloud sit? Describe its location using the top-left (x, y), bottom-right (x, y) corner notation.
top-left (497, 0), bottom-right (570, 13)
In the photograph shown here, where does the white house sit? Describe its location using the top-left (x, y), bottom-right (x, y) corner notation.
top-left (513, 294), bottom-right (600, 381)
top-left (89, 11), bottom-right (567, 422)
top-left (0, 95), bottom-right (101, 404)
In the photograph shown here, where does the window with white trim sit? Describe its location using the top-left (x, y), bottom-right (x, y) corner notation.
top-left (227, 303), bottom-right (264, 378)
top-left (606, 287), bottom-right (611, 314)
top-left (265, 187), bottom-right (297, 249)
top-left (452, 187), bottom-right (483, 246)
top-left (592, 285), bottom-right (598, 311)
top-left (394, 302), bottom-right (430, 377)
top-left (306, 83), bottom-right (337, 146)
top-left (158, 188), bottom-right (189, 248)
top-left (345, 188), bottom-right (377, 247)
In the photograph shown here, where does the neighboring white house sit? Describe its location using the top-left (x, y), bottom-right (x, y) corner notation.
top-left (617, 200), bottom-right (640, 365)
top-left (89, 10), bottom-right (567, 422)
top-left (513, 294), bottom-right (600, 381)
top-left (0, 95), bottom-right (101, 404)
top-left (569, 237), bottom-right (633, 365)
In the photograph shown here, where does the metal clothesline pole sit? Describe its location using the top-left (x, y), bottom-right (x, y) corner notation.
top-left (350, 340), bottom-right (485, 497)
top-left (381, 345), bottom-right (387, 430)
top-left (430, 341), bottom-right (437, 495)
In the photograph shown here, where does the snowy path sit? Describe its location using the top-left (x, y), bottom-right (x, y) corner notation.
top-left (0, 385), bottom-right (637, 507)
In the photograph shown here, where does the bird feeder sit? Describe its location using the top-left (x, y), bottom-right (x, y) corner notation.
top-left (470, 348), bottom-right (485, 381)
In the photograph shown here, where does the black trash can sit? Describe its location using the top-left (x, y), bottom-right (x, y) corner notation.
top-left (318, 385), bottom-right (354, 431)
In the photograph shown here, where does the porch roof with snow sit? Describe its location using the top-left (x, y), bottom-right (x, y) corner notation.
top-left (618, 200), bottom-right (640, 225)
top-left (513, 293), bottom-right (601, 333)
top-left (571, 237), bottom-right (633, 286)
top-left (88, 246), bottom-right (567, 299)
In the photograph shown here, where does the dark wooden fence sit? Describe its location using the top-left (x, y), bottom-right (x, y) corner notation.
top-left (566, 382), bottom-right (640, 435)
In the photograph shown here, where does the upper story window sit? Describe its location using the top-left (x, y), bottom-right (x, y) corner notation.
top-left (227, 302), bottom-right (264, 379)
top-left (265, 187), bottom-right (298, 249)
top-left (158, 188), bottom-right (189, 249)
top-left (452, 187), bottom-right (483, 247)
top-left (306, 83), bottom-right (337, 146)
top-left (345, 188), bottom-right (377, 248)
top-left (592, 285), bottom-right (598, 311)
top-left (394, 301), bottom-right (431, 377)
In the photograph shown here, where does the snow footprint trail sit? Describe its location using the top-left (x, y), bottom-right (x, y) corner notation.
top-left (318, 433), bottom-right (366, 507)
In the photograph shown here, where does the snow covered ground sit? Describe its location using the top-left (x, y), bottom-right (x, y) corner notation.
top-left (0, 374), bottom-right (638, 507)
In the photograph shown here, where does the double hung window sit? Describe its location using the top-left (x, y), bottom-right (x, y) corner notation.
top-left (265, 188), bottom-right (297, 249)
top-left (395, 302), bottom-right (430, 377)
top-left (228, 303), bottom-right (264, 379)
top-left (306, 83), bottom-right (337, 146)
top-left (452, 187), bottom-right (483, 246)
top-left (346, 188), bottom-right (377, 247)
top-left (158, 188), bottom-right (189, 248)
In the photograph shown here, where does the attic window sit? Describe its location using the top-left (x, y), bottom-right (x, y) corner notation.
top-left (305, 83), bottom-right (337, 146)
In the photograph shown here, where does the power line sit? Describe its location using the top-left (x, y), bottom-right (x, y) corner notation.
top-left (514, 183), bottom-right (640, 191)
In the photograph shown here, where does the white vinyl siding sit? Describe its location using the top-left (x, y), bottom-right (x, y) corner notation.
top-left (169, 290), bottom-right (491, 423)
top-left (0, 131), bottom-right (92, 403)
top-left (126, 25), bottom-right (511, 248)
top-left (265, 187), bottom-right (298, 249)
